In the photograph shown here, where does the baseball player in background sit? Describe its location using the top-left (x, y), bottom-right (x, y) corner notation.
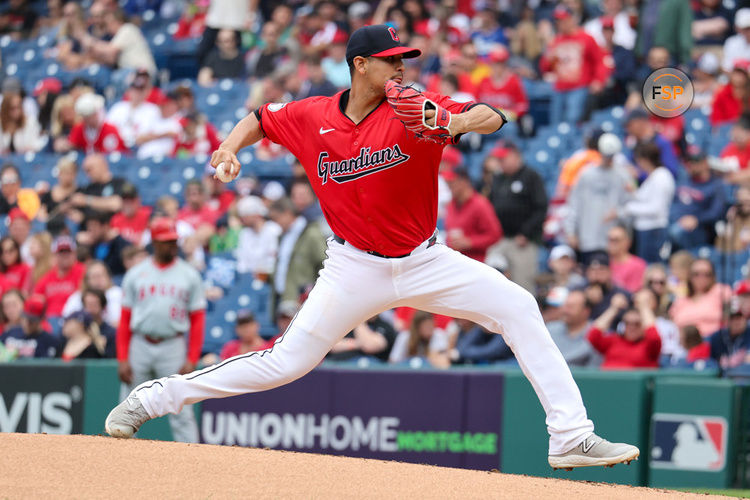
top-left (106, 25), bottom-right (639, 469)
top-left (114, 217), bottom-right (206, 443)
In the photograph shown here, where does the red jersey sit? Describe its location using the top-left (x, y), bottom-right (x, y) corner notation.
top-left (3, 262), bottom-right (31, 292)
top-left (69, 122), bottom-right (129, 154)
top-left (33, 262), bottom-right (85, 317)
top-left (475, 74), bottom-right (528, 117)
top-left (539, 29), bottom-right (606, 91)
top-left (721, 142), bottom-right (750, 170)
top-left (220, 337), bottom-right (277, 360)
top-left (257, 90), bottom-right (473, 256)
top-left (710, 84), bottom-right (749, 127)
top-left (177, 205), bottom-right (220, 229)
top-left (173, 120), bottom-right (222, 157)
top-left (110, 206), bottom-right (153, 244)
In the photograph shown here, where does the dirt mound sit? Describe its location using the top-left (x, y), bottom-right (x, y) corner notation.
top-left (0, 433), bottom-right (720, 499)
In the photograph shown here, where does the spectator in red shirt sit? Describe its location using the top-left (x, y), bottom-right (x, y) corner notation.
top-left (178, 180), bottom-right (221, 231)
top-left (444, 166), bottom-right (503, 262)
top-left (173, 0), bottom-right (208, 40)
top-left (475, 46), bottom-right (528, 121)
top-left (33, 235), bottom-right (85, 317)
top-left (0, 236), bottom-right (31, 293)
top-left (587, 290), bottom-right (662, 369)
top-left (710, 61), bottom-right (750, 127)
top-left (109, 183), bottom-right (152, 245)
top-left (173, 110), bottom-right (221, 157)
top-left (64, 93), bottom-right (128, 154)
top-left (202, 167), bottom-right (236, 216)
top-left (607, 225), bottom-right (647, 294)
top-left (539, 5), bottom-right (607, 124)
top-left (721, 113), bottom-right (750, 182)
top-left (219, 310), bottom-right (274, 360)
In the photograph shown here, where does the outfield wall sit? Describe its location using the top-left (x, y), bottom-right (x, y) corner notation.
top-left (0, 361), bottom-right (743, 488)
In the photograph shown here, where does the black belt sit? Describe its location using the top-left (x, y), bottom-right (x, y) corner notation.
top-left (142, 333), bottom-right (183, 344)
top-left (333, 233), bottom-right (437, 259)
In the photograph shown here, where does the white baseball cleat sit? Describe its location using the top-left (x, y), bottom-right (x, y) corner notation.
top-left (104, 392), bottom-right (151, 438)
top-left (548, 433), bottom-right (640, 470)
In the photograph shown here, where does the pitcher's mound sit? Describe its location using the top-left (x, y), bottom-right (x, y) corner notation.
top-left (0, 433), bottom-right (719, 499)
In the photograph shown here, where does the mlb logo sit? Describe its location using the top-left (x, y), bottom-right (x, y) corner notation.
top-left (650, 413), bottom-right (727, 471)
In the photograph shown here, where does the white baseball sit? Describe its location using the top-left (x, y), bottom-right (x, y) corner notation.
top-left (215, 162), bottom-right (235, 183)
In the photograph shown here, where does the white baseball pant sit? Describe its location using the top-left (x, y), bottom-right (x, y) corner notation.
top-left (134, 237), bottom-right (594, 454)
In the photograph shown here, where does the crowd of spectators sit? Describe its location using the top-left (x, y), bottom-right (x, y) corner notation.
top-left (2, 0), bottom-right (750, 376)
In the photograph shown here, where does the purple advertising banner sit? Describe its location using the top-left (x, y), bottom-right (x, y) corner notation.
top-left (200, 367), bottom-right (503, 470)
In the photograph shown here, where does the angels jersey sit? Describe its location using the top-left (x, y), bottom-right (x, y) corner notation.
top-left (257, 89), bottom-right (473, 257)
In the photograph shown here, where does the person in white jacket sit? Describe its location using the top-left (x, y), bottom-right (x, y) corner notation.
top-left (620, 142), bottom-right (675, 263)
top-left (0, 93), bottom-right (44, 154)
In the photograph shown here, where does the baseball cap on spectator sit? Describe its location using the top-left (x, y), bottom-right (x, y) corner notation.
top-left (276, 300), bottom-right (299, 319)
top-left (121, 182), bottom-right (138, 199)
top-left (736, 8), bottom-right (750, 29)
top-left (441, 147), bottom-right (463, 168)
top-left (33, 77), bottom-right (62, 97)
top-left (735, 280), bottom-right (750, 296)
top-left (600, 16), bottom-right (615, 29)
top-left (549, 244), bottom-right (576, 262)
top-left (553, 5), bottom-right (573, 20)
top-left (442, 166), bottom-right (471, 182)
top-left (173, 84), bottom-right (193, 99)
top-left (345, 25), bottom-right (421, 66)
top-left (24, 294), bottom-right (46, 320)
top-left (488, 46), bottom-right (510, 63)
top-left (348, 1), bottom-right (371, 19)
top-left (1, 77), bottom-right (22, 94)
top-left (262, 181), bottom-right (286, 202)
top-left (151, 217), bottom-right (179, 242)
top-left (598, 133), bottom-right (622, 157)
top-left (237, 195), bottom-right (268, 217)
top-left (547, 286), bottom-right (569, 308)
top-left (729, 297), bottom-right (743, 316)
top-left (130, 69), bottom-right (151, 89)
top-left (625, 108), bottom-right (650, 124)
top-left (52, 235), bottom-right (76, 252)
top-left (74, 93), bottom-right (105, 117)
top-left (697, 52), bottom-right (720, 75)
top-left (8, 207), bottom-right (28, 223)
top-left (65, 310), bottom-right (93, 328)
top-left (236, 309), bottom-right (256, 324)
top-left (1, 169), bottom-right (20, 186)
top-left (587, 251), bottom-right (610, 268)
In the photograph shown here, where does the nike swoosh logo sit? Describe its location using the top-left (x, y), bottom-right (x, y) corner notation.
top-left (319, 127), bottom-right (335, 135)
top-left (581, 438), bottom-right (596, 454)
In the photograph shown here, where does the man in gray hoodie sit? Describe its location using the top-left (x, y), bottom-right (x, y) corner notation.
top-left (564, 133), bottom-right (631, 264)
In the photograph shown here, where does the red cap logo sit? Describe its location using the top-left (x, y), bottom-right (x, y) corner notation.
top-left (387, 27), bottom-right (399, 42)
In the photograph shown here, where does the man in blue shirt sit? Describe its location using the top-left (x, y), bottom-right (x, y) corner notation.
top-left (0, 294), bottom-right (60, 359)
top-left (668, 148), bottom-right (726, 250)
top-left (709, 300), bottom-right (750, 370)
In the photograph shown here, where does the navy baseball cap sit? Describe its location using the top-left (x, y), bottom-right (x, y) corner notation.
top-left (346, 25), bottom-right (421, 66)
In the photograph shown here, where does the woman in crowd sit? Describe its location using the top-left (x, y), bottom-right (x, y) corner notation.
top-left (27, 232), bottom-right (53, 291)
top-left (62, 260), bottom-right (122, 328)
top-left (670, 258), bottom-right (732, 337)
top-left (587, 290), bottom-right (662, 369)
top-left (0, 92), bottom-right (44, 154)
top-left (0, 289), bottom-right (25, 335)
top-left (60, 306), bottom-right (115, 361)
top-left (620, 142), bottom-right (675, 263)
top-left (389, 311), bottom-right (451, 369)
top-left (643, 263), bottom-right (674, 317)
top-left (0, 236), bottom-right (31, 293)
top-left (38, 156), bottom-right (79, 226)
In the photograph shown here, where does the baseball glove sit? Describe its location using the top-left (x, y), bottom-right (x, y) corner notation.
top-left (385, 80), bottom-right (453, 144)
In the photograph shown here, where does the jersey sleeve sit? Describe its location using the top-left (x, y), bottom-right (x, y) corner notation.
top-left (121, 269), bottom-right (136, 308)
top-left (256, 100), bottom-right (308, 150)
